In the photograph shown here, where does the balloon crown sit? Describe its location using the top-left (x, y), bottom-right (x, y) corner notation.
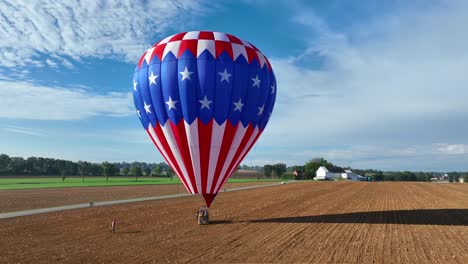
top-left (137, 31), bottom-right (272, 71)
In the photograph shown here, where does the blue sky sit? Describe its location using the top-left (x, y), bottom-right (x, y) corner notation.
top-left (1, 0), bottom-right (467, 171)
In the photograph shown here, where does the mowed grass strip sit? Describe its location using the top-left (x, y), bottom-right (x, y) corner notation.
top-left (0, 177), bottom-right (279, 190)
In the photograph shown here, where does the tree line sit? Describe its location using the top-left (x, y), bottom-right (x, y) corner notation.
top-left (2, 153), bottom-right (467, 183)
top-left (263, 157), bottom-right (468, 182)
top-left (0, 154), bottom-right (174, 180)
top-left (263, 158), bottom-right (346, 180)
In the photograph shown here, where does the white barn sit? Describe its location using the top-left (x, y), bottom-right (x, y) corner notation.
top-left (341, 169), bottom-right (366, 181)
top-left (315, 166), bottom-right (341, 180)
top-left (315, 166), bottom-right (366, 181)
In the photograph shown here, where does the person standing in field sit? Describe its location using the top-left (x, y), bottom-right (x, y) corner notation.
top-left (111, 219), bottom-right (116, 233)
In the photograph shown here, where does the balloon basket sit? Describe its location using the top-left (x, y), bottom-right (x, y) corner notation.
top-left (196, 206), bottom-right (210, 225)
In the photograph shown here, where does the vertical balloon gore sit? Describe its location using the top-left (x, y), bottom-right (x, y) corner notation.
top-left (132, 31), bottom-right (276, 207)
top-left (203, 193), bottom-right (217, 208)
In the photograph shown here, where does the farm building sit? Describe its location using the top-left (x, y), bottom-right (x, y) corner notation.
top-left (315, 166), bottom-right (366, 181)
top-left (315, 166), bottom-right (337, 180)
top-left (342, 170), bottom-right (366, 181)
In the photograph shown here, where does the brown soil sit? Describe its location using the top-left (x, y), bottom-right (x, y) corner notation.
top-left (1, 182), bottom-right (467, 264)
top-left (0, 182), bottom-right (274, 213)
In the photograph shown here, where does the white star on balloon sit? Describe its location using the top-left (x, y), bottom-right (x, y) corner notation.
top-left (148, 72), bottom-right (158, 85)
top-left (271, 83), bottom-right (275, 94)
top-left (133, 81), bottom-right (137, 91)
top-left (218, 68), bottom-right (232, 83)
top-left (233, 98), bottom-right (244, 112)
top-left (137, 110), bottom-right (141, 118)
top-left (199, 96), bottom-right (213, 110)
top-left (257, 105), bottom-right (265, 115)
top-left (165, 96), bottom-right (178, 110)
top-left (179, 66), bottom-right (194, 81)
top-left (143, 101), bottom-right (152, 114)
top-left (251, 74), bottom-right (261, 88)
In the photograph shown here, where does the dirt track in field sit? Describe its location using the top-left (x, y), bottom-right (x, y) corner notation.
top-left (1, 182), bottom-right (467, 264)
top-left (0, 182), bottom-right (273, 213)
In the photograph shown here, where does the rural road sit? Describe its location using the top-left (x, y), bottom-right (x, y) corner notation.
top-left (0, 182), bottom-right (288, 219)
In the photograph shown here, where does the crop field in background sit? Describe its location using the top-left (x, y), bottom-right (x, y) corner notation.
top-left (1, 182), bottom-right (467, 263)
top-left (0, 177), bottom-right (279, 190)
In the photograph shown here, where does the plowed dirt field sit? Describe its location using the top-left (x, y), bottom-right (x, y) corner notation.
top-left (0, 182), bottom-right (273, 213)
top-left (1, 182), bottom-right (467, 263)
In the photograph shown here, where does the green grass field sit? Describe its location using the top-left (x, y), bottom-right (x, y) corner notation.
top-left (0, 177), bottom-right (280, 190)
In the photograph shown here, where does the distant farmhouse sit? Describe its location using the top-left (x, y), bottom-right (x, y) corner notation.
top-left (314, 166), bottom-right (366, 181)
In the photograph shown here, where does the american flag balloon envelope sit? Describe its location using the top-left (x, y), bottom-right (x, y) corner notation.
top-left (132, 31), bottom-right (276, 207)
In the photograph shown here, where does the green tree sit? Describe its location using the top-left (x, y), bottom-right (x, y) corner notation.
top-left (272, 163), bottom-right (287, 178)
top-left (89, 163), bottom-right (103, 176)
top-left (166, 167), bottom-right (175, 180)
top-left (122, 167), bottom-right (130, 176)
top-left (304, 158), bottom-right (334, 179)
top-left (0, 154), bottom-right (10, 175)
top-left (61, 168), bottom-right (66, 183)
top-left (130, 165), bottom-right (142, 181)
top-left (8, 157), bottom-right (26, 175)
top-left (415, 172), bottom-right (429, 182)
top-left (78, 161), bottom-right (90, 183)
top-left (374, 171), bottom-right (384, 181)
top-left (144, 167), bottom-right (151, 177)
top-left (263, 165), bottom-right (273, 178)
top-left (448, 172), bottom-right (460, 183)
top-left (383, 173), bottom-right (395, 181)
top-left (448, 174), bottom-right (454, 183)
top-left (102, 162), bottom-right (118, 182)
top-left (151, 164), bottom-right (162, 177)
top-left (463, 175), bottom-right (468, 183)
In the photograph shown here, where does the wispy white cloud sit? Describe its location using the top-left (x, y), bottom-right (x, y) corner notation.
top-left (0, 80), bottom-right (133, 120)
top-left (3, 125), bottom-right (47, 136)
top-left (263, 0), bottom-right (468, 149)
top-left (0, 0), bottom-right (211, 68)
top-left (434, 144), bottom-right (468, 155)
top-left (247, 1), bottom-right (468, 170)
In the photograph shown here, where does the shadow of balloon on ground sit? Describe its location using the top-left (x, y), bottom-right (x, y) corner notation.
top-left (247, 209), bottom-right (468, 226)
top-left (121, 230), bottom-right (144, 234)
top-left (208, 220), bottom-right (234, 225)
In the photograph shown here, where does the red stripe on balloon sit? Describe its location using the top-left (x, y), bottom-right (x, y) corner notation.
top-left (215, 40), bottom-right (234, 60)
top-left (148, 125), bottom-right (190, 191)
top-left (178, 39), bottom-right (198, 58)
top-left (226, 34), bottom-right (242, 44)
top-left (215, 123), bottom-right (254, 192)
top-left (198, 31), bottom-right (215, 40)
top-left (245, 46), bottom-right (260, 64)
top-left (216, 129), bottom-right (264, 194)
top-left (137, 51), bottom-right (147, 69)
top-left (170, 120), bottom-right (198, 193)
top-left (198, 119), bottom-right (213, 194)
top-left (209, 120), bottom-right (238, 193)
top-left (154, 43), bottom-right (167, 61)
top-left (169, 32), bottom-right (187, 42)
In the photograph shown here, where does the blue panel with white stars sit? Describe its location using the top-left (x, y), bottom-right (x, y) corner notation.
top-left (133, 49), bottom-right (276, 129)
top-left (197, 51), bottom-right (216, 125)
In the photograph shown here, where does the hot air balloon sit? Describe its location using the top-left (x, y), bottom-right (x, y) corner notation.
top-left (132, 31), bottom-right (276, 208)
